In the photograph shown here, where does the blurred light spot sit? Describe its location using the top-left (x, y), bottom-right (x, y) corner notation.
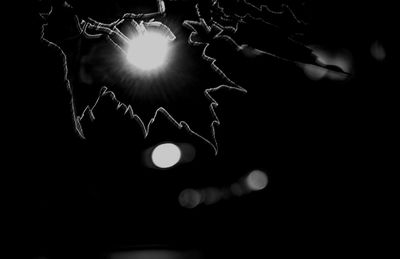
top-left (179, 143), bottom-right (196, 164)
top-left (179, 189), bottom-right (202, 208)
top-left (305, 46), bottom-right (353, 81)
top-left (151, 143), bottom-right (181, 169)
top-left (245, 170), bottom-right (268, 191)
top-left (230, 183), bottom-right (245, 196)
top-left (370, 41), bottom-right (386, 61)
top-left (326, 52), bottom-right (352, 81)
top-left (202, 187), bottom-right (221, 205)
top-left (111, 250), bottom-right (184, 259)
top-left (127, 31), bottom-right (170, 71)
top-left (221, 188), bottom-right (232, 200)
top-left (303, 64), bottom-right (328, 81)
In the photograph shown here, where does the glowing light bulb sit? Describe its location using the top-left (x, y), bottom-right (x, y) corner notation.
top-left (127, 31), bottom-right (170, 70)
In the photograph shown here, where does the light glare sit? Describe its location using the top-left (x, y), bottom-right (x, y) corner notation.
top-left (127, 32), bottom-right (170, 70)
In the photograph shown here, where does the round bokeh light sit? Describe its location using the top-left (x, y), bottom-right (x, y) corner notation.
top-left (151, 143), bottom-right (182, 169)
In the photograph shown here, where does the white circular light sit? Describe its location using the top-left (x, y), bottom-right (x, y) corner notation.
top-left (127, 31), bottom-right (170, 70)
top-left (151, 143), bottom-right (181, 169)
top-left (246, 170), bottom-right (268, 191)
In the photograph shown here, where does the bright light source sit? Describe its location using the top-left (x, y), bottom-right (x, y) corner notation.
top-left (127, 31), bottom-right (170, 70)
top-left (151, 143), bottom-right (181, 169)
top-left (246, 170), bottom-right (268, 191)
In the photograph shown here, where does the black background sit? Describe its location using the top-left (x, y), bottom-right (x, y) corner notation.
top-left (8, 1), bottom-right (393, 258)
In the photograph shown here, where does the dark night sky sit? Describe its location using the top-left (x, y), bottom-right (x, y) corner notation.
top-left (8, 1), bottom-right (393, 258)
